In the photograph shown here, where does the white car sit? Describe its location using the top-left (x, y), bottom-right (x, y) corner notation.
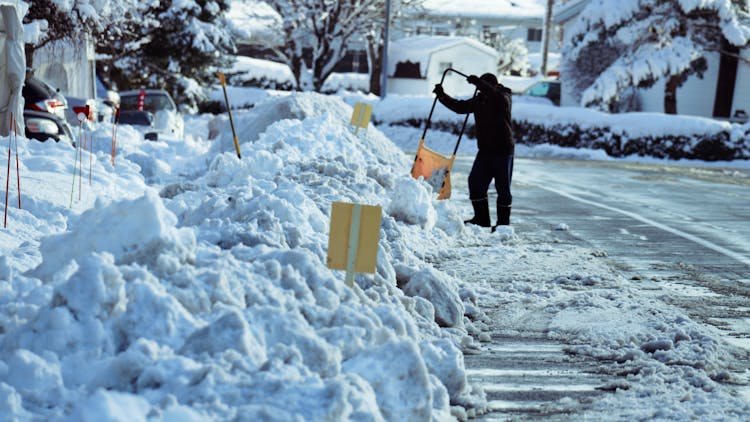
top-left (118, 89), bottom-right (184, 139)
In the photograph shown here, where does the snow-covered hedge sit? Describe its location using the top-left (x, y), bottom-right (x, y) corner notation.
top-left (371, 96), bottom-right (750, 161)
top-left (512, 120), bottom-right (750, 161)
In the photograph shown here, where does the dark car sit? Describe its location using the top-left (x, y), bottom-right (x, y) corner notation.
top-left (22, 75), bottom-right (74, 143)
top-left (522, 80), bottom-right (561, 106)
top-left (22, 75), bottom-right (68, 119)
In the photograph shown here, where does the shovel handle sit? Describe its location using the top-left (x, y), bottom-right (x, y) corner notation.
top-left (421, 68), bottom-right (470, 141)
top-left (453, 88), bottom-right (477, 156)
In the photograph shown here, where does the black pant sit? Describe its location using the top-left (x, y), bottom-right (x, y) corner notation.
top-left (468, 153), bottom-right (513, 206)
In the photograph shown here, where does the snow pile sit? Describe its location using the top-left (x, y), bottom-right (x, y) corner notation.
top-left (387, 177), bottom-right (438, 230)
top-left (0, 92), bottom-right (486, 420)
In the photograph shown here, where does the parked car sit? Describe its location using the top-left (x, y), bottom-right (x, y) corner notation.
top-left (22, 74), bottom-right (68, 120)
top-left (117, 110), bottom-right (159, 141)
top-left (118, 89), bottom-right (184, 139)
top-left (63, 75), bottom-right (120, 125)
top-left (521, 80), bottom-right (561, 106)
top-left (22, 75), bottom-right (74, 143)
top-left (23, 110), bottom-right (75, 144)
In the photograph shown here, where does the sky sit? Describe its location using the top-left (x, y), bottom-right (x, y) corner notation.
top-left (1, 85), bottom-right (749, 419)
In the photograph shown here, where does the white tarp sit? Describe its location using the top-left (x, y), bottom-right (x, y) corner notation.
top-left (0, 2), bottom-right (25, 136)
top-left (32, 34), bottom-right (95, 99)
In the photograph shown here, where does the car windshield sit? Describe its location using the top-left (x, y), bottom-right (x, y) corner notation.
top-left (526, 82), bottom-right (550, 96)
top-left (118, 111), bottom-right (153, 126)
top-left (120, 93), bottom-right (176, 112)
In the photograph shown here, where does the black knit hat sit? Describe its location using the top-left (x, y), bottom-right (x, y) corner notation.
top-left (480, 73), bottom-right (498, 85)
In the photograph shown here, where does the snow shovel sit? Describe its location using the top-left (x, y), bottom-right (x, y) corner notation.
top-left (411, 68), bottom-right (476, 200)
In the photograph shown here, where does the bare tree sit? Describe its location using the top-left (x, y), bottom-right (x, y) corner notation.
top-left (267, 0), bottom-right (382, 92)
top-left (359, 0), bottom-right (423, 96)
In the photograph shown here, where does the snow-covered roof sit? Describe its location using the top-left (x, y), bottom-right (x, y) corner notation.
top-left (388, 35), bottom-right (499, 77)
top-left (421, 0), bottom-right (546, 21)
top-left (227, 0), bottom-right (281, 44)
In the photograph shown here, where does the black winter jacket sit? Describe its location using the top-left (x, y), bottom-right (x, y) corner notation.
top-left (438, 80), bottom-right (514, 155)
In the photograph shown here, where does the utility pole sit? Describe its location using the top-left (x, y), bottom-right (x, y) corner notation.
top-left (541, 0), bottom-right (554, 77)
top-left (380, 0), bottom-right (391, 98)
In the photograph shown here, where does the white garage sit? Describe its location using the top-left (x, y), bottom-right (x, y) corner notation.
top-left (387, 35), bottom-right (500, 97)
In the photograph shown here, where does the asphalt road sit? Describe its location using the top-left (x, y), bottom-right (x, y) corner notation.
top-left (448, 156), bottom-right (750, 420)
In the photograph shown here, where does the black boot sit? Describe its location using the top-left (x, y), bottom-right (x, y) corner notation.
top-left (492, 204), bottom-right (511, 233)
top-left (464, 198), bottom-right (491, 227)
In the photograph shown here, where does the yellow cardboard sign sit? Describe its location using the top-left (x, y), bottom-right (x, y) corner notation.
top-left (350, 102), bottom-right (373, 130)
top-left (327, 202), bottom-right (381, 275)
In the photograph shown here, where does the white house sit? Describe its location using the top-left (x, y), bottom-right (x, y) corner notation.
top-left (554, 0), bottom-right (750, 121)
top-left (636, 49), bottom-right (750, 121)
top-left (387, 35), bottom-right (500, 96)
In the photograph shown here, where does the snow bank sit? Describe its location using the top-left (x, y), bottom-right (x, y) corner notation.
top-left (0, 92), bottom-right (485, 420)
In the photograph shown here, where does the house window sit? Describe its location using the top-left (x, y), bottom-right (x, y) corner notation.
top-left (438, 62), bottom-right (453, 75)
top-left (394, 61), bottom-right (422, 78)
top-left (527, 28), bottom-right (543, 42)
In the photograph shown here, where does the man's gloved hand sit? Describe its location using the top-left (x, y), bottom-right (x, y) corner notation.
top-left (467, 74), bottom-right (480, 85)
top-left (433, 84), bottom-right (445, 97)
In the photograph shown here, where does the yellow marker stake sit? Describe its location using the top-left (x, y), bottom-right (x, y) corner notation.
top-left (350, 102), bottom-right (373, 135)
top-left (327, 201), bottom-right (382, 287)
top-left (218, 72), bottom-right (242, 159)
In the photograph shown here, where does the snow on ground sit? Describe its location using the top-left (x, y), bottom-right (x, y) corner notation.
top-left (443, 233), bottom-right (750, 420)
top-left (1, 88), bottom-right (748, 420)
top-left (1, 92), bottom-right (489, 420)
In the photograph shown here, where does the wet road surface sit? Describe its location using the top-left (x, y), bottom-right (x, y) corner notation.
top-left (449, 157), bottom-right (750, 420)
